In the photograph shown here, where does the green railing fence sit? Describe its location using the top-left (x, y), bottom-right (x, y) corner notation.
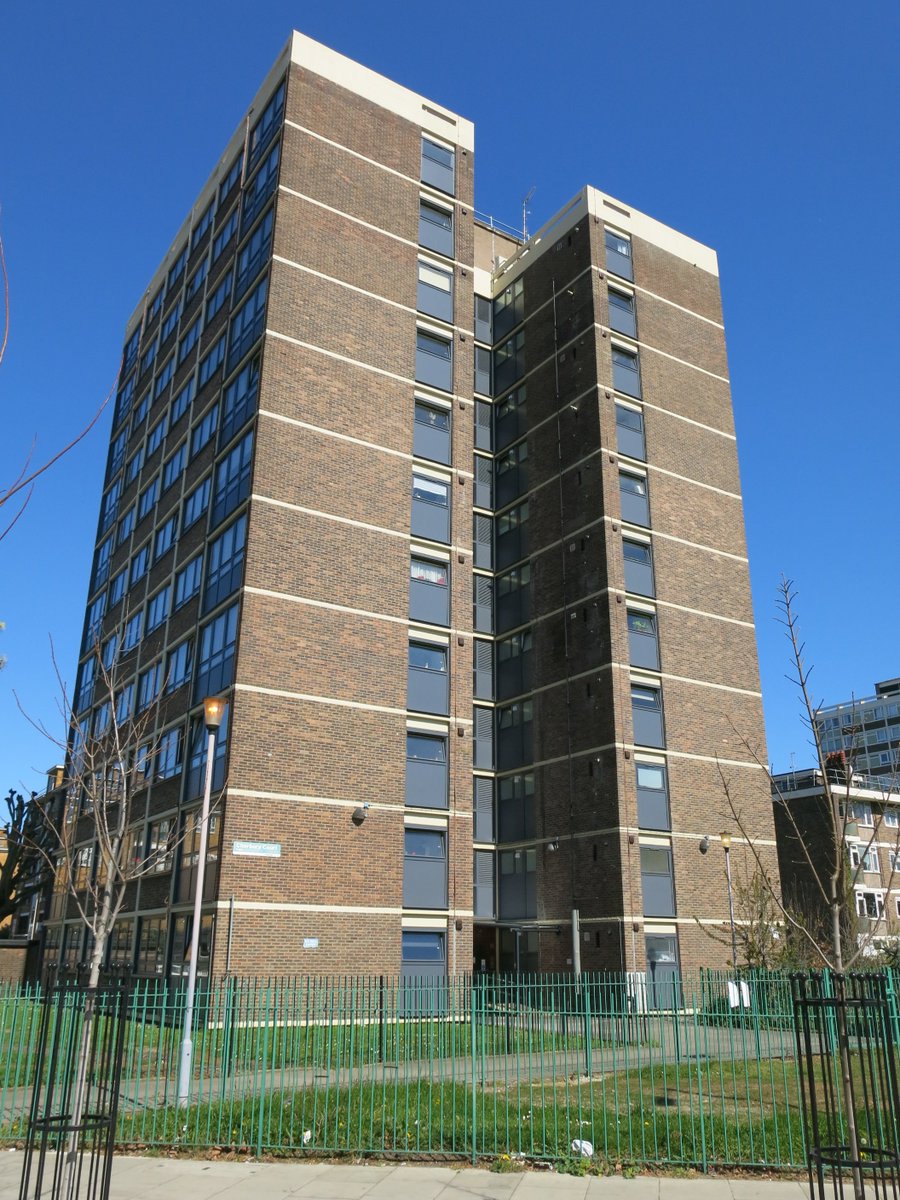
top-left (0, 969), bottom-right (882, 1169)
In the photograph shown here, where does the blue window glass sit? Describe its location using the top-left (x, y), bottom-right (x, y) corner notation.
top-left (161, 302), bottom-right (181, 342)
top-left (205, 273), bottom-right (232, 324)
top-left (212, 208), bottom-right (238, 262)
top-left (162, 443), bottom-right (187, 491)
top-left (178, 317), bottom-right (201, 365)
top-left (167, 244), bottom-right (188, 290)
top-left (226, 277), bottom-right (268, 373)
top-left (198, 336), bottom-right (226, 388)
top-left (166, 639), bottom-right (193, 692)
top-left (146, 414), bottom-right (167, 458)
top-left (170, 375), bottom-right (196, 426)
top-left (154, 516), bottom-right (177, 561)
top-left (138, 477), bottom-right (158, 520)
top-left (186, 257), bottom-right (209, 300)
top-left (211, 431), bottom-right (253, 527)
top-left (219, 356), bottom-right (259, 447)
top-left (248, 80), bottom-right (285, 169)
top-left (175, 555), bottom-right (203, 608)
top-left (203, 514), bottom-right (247, 613)
top-left (190, 199), bottom-right (216, 250)
top-left (191, 404), bottom-right (219, 458)
top-left (195, 601), bottom-right (239, 699)
top-left (182, 476), bottom-right (211, 532)
top-left (146, 586), bottom-right (171, 633)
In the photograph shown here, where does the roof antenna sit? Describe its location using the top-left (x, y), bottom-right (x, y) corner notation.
top-left (522, 186), bottom-right (536, 241)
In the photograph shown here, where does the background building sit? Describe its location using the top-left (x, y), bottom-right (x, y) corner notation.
top-left (815, 678), bottom-right (900, 782)
top-left (47, 31), bottom-right (777, 984)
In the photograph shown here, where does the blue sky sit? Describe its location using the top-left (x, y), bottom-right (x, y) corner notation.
top-left (0, 0), bottom-right (898, 791)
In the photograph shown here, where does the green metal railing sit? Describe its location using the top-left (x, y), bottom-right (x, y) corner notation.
top-left (0, 969), bottom-right (882, 1168)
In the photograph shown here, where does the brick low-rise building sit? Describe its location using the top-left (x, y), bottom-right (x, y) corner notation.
top-left (47, 31), bottom-right (778, 987)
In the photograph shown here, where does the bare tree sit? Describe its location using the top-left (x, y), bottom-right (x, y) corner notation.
top-left (0, 788), bottom-right (54, 928)
top-left (718, 577), bottom-right (900, 1200)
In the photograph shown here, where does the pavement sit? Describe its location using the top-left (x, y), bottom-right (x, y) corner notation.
top-left (0, 1152), bottom-right (815, 1200)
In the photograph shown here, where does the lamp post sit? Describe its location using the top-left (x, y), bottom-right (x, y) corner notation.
top-left (177, 696), bottom-right (226, 1107)
top-left (720, 831), bottom-right (738, 970)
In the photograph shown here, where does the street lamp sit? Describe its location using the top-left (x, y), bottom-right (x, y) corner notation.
top-left (177, 696), bottom-right (227, 1106)
top-left (720, 831), bottom-right (738, 970)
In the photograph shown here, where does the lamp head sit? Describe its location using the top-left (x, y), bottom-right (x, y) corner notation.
top-left (203, 696), bottom-right (227, 731)
top-left (719, 831), bottom-right (732, 851)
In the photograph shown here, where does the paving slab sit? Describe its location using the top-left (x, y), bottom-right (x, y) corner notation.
top-left (727, 1182), bottom-right (808, 1200)
top-left (292, 1163), bottom-right (397, 1199)
top-left (365, 1164), bottom-right (459, 1200)
top-left (436, 1171), bottom-right (531, 1199)
top-left (585, 1176), bottom-right (660, 1199)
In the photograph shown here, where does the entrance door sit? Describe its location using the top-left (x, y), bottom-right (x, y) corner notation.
top-left (400, 930), bottom-right (446, 1016)
top-left (645, 934), bottom-right (681, 1009)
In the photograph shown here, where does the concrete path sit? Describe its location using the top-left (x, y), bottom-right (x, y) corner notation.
top-left (0, 1151), bottom-right (813, 1200)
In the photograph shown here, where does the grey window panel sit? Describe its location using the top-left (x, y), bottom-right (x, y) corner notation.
top-left (605, 233), bottom-right (634, 281)
top-left (474, 776), bottom-right (493, 842)
top-left (473, 514), bottom-right (492, 570)
top-left (641, 848), bottom-right (676, 918)
top-left (474, 638), bottom-right (493, 701)
top-left (495, 396), bottom-right (526, 449)
top-left (405, 756), bottom-right (448, 809)
top-left (400, 931), bottom-right (447, 1013)
top-left (473, 573), bottom-right (493, 633)
top-left (474, 347), bottom-right (492, 396)
top-left (496, 526), bottom-right (527, 570)
top-left (413, 406), bottom-right (451, 465)
top-left (608, 290), bottom-right (637, 337)
top-left (620, 479), bottom-right (650, 528)
top-left (645, 935), bottom-right (681, 1009)
top-left (411, 496), bottom-right (450, 543)
top-left (403, 855), bottom-right (447, 909)
top-left (474, 400), bottom-right (492, 451)
top-left (420, 141), bottom-right (455, 195)
top-left (408, 665), bottom-right (449, 715)
top-left (496, 587), bottom-right (530, 633)
top-left (473, 705), bottom-right (494, 770)
top-left (410, 576), bottom-right (449, 625)
top-left (498, 856), bottom-right (536, 919)
top-left (475, 296), bottom-right (492, 344)
top-left (417, 340), bottom-right (453, 391)
top-left (418, 202), bottom-right (453, 257)
top-left (613, 352), bottom-right (642, 399)
top-left (616, 409), bottom-right (646, 460)
top-left (417, 278), bottom-right (453, 323)
top-left (498, 788), bottom-right (535, 842)
top-left (632, 704), bottom-right (665, 748)
top-left (474, 850), bottom-right (495, 918)
top-left (628, 627), bottom-right (660, 671)
top-left (497, 715), bottom-right (533, 771)
top-left (495, 459), bottom-right (527, 508)
top-left (497, 648), bottom-right (532, 700)
top-left (624, 543), bottom-right (655, 596)
top-left (636, 762), bottom-right (670, 829)
top-left (474, 455), bottom-right (492, 509)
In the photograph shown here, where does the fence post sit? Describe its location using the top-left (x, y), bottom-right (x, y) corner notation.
top-left (583, 983), bottom-right (593, 1079)
top-left (692, 984), bottom-right (708, 1173)
top-left (470, 977), bottom-right (478, 1165)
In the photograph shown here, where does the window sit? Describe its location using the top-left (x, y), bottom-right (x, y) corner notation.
top-left (413, 401), bottom-right (450, 465)
top-left (186, 704), bottom-right (229, 801)
top-left (636, 760), bottom-right (670, 830)
top-left (154, 516), bottom-right (177, 561)
top-left (131, 390), bottom-right (150, 430)
top-left (248, 79), bottom-right (285, 168)
top-left (115, 682), bottom-right (133, 724)
top-left (138, 476), bottom-right (159, 521)
top-left (191, 198), bottom-right (216, 249)
top-left (107, 920), bottom-right (135, 971)
top-left (162, 443), bottom-right (187, 491)
top-left (855, 890), bottom-right (884, 919)
top-left (474, 346), bottom-right (491, 396)
top-left (628, 610), bottom-right (660, 670)
top-left (474, 775), bottom-right (493, 841)
top-left (167, 244), bottom-right (188, 290)
top-left (632, 684), bottom-right (665, 748)
top-left (108, 568), bottom-right (127, 608)
top-left (235, 208), bottom-right (273, 297)
top-left (411, 473), bottom-right (450, 542)
top-left (75, 657), bottom-right (95, 713)
top-left (496, 699), bottom-right (533, 770)
top-left (496, 630), bottom-right (532, 700)
top-left (494, 330), bottom-right (525, 393)
top-left (178, 316), bottom-right (201, 365)
top-left (884, 807), bottom-right (900, 829)
top-left (166, 639), bottom-right (193, 692)
top-left (849, 844), bottom-right (879, 874)
top-left (198, 336), bottom-right (226, 388)
top-left (620, 471), bottom-right (649, 526)
top-left (84, 594), bottom-right (106, 649)
top-left (189, 409), bottom-right (217, 465)
top-left (212, 432), bottom-right (253, 526)
top-left (407, 641), bottom-right (449, 715)
top-left (204, 514), bottom-right (247, 612)
top-left (186, 256), bottom-right (208, 300)
top-left (156, 729), bottom-right (182, 782)
top-left (100, 479), bottom-right (122, 534)
top-left (405, 733), bottom-right (448, 808)
top-left (92, 536), bottom-right (113, 590)
top-left (123, 611), bottom-right (143, 652)
top-left (220, 356), bottom-right (259, 447)
top-left (605, 229), bottom-right (634, 280)
top-left (241, 142), bottom-right (280, 233)
top-left (402, 930), bottom-right (445, 968)
top-left (219, 153), bottom-right (242, 202)
top-left (123, 327), bottom-right (141, 371)
top-left (417, 260), bottom-right (453, 322)
top-left (205, 273), bottom-right (232, 324)
top-left (146, 586), bottom-right (171, 633)
top-left (137, 662), bottom-right (162, 712)
top-left (624, 538), bottom-right (654, 596)
top-left (616, 404), bottom-right (646, 460)
top-left (227, 276), bottom-right (268, 372)
top-left (608, 287), bottom-right (637, 337)
top-left (496, 562), bottom-right (531, 632)
top-left (175, 554), bottom-right (203, 608)
top-left (495, 384), bottom-right (527, 449)
top-left (495, 441), bottom-right (528, 507)
top-left (212, 207), bottom-right (238, 262)
top-left (415, 329), bottom-right (453, 392)
top-left (418, 198), bottom-right (453, 257)
top-left (146, 414), bottom-right (167, 457)
top-left (409, 556), bottom-right (449, 625)
top-left (135, 916), bottom-right (167, 977)
top-left (146, 816), bottom-right (175, 872)
top-left (498, 848), bottom-right (536, 919)
top-left (108, 428), bottom-right (127, 479)
top-left (182, 476), bottom-right (211, 532)
top-left (850, 802), bottom-right (874, 826)
top-left (161, 302), bottom-right (180, 342)
top-left (147, 287), bottom-right (164, 322)
top-left (612, 346), bottom-right (642, 398)
top-left (130, 544), bottom-right (149, 585)
top-left (403, 828), bottom-right (448, 909)
top-left (102, 634), bottom-right (118, 671)
top-left (421, 137), bottom-right (455, 195)
top-left (115, 373), bottom-right (135, 425)
top-left (195, 601), bottom-right (239, 699)
top-left (126, 446), bottom-right (143, 486)
top-left (140, 339), bottom-right (157, 376)
top-left (641, 845), bottom-right (676, 917)
top-left (496, 500), bottom-right (529, 569)
top-left (171, 375), bottom-right (196, 425)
